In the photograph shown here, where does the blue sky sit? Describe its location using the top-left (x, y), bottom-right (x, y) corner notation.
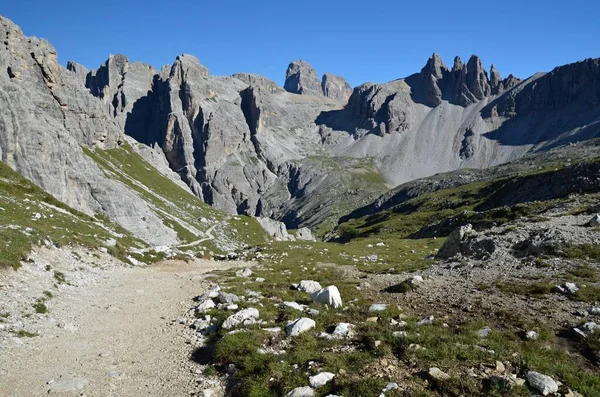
top-left (2, 0), bottom-right (599, 87)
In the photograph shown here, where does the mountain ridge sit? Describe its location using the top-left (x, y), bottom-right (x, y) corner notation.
top-left (2, 14), bottom-right (600, 237)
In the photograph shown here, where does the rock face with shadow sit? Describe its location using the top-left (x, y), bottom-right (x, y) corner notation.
top-left (5, 6), bottom-right (597, 233)
top-left (73, 50), bottom-right (600, 231)
top-left (0, 16), bottom-right (179, 245)
top-left (284, 60), bottom-right (353, 102)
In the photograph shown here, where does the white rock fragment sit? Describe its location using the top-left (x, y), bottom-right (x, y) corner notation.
top-left (195, 299), bottom-right (216, 313)
top-left (281, 301), bottom-right (307, 311)
top-left (217, 291), bottom-right (240, 304)
top-left (476, 326), bottom-right (492, 338)
top-left (525, 330), bottom-right (539, 340)
top-left (369, 304), bottom-right (388, 312)
top-left (382, 382), bottom-right (399, 392)
top-left (286, 318), bottom-right (316, 336)
top-left (429, 367), bottom-right (451, 381)
top-left (573, 322), bottom-right (600, 338)
top-left (417, 315), bottom-right (434, 325)
top-left (331, 323), bottom-right (355, 338)
top-left (588, 307), bottom-right (600, 315)
top-left (309, 372), bottom-right (335, 388)
top-left (284, 386), bottom-right (315, 397)
top-left (236, 268), bottom-right (253, 278)
top-left (311, 286), bottom-right (342, 308)
top-left (298, 280), bottom-right (322, 293)
top-left (197, 285), bottom-right (221, 301)
top-left (527, 371), bottom-right (558, 396)
top-left (222, 308), bottom-right (259, 330)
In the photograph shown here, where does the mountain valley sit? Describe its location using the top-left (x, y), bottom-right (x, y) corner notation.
top-left (1, 13), bottom-right (600, 397)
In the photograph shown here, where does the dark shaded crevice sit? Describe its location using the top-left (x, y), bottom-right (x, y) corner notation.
top-left (239, 87), bottom-right (278, 175)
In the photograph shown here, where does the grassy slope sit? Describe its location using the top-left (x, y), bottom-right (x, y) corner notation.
top-left (335, 158), bottom-right (600, 241)
top-left (83, 144), bottom-right (268, 253)
top-left (200, 156), bottom-right (600, 396)
top-left (0, 161), bottom-right (144, 269)
top-left (290, 156), bottom-right (390, 237)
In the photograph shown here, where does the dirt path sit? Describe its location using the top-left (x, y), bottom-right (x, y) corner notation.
top-left (0, 258), bottom-right (241, 397)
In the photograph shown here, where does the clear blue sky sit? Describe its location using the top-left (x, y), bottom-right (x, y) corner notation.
top-left (2, 0), bottom-right (599, 87)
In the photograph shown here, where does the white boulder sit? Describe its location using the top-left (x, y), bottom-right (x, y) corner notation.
top-left (309, 372), bottom-right (335, 388)
top-left (311, 286), bottom-right (342, 308)
top-left (222, 308), bottom-right (259, 330)
top-left (284, 386), bottom-right (314, 397)
top-left (527, 371), bottom-right (558, 396)
top-left (286, 318), bottom-right (316, 336)
top-left (298, 280), bottom-right (322, 293)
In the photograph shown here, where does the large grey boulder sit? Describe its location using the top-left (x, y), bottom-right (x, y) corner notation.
top-left (526, 371), bottom-right (558, 396)
top-left (311, 286), bottom-right (342, 308)
top-left (222, 308), bottom-right (260, 329)
top-left (257, 217), bottom-right (295, 241)
top-left (286, 318), bottom-right (316, 336)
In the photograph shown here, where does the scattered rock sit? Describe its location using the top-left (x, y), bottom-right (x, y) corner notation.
top-left (309, 372), bottom-right (335, 388)
top-left (47, 375), bottom-right (89, 393)
top-left (197, 286), bottom-right (221, 301)
top-left (263, 327), bottom-right (282, 333)
top-left (281, 301), bottom-right (307, 311)
top-left (410, 275), bottom-right (424, 284)
top-left (311, 286), bottom-right (342, 308)
top-left (196, 299), bottom-right (216, 313)
top-left (222, 308), bottom-right (260, 329)
top-left (573, 322), bottom-right (600, 338)
top-left (525, 330), bottom-right (539, 340)
top-left (382, 382), bottom-right (399, 393)
top-left (555, 282), bottom-right (579, 295)
top-left (495, 361), bottom-right (505, 373)
top-left (236, 268), bottom-right (253, 278)
top-left (369, 304), bottom-right (388, 312)
top-left (296, 227), bottom-right (316, 241)
top-left (217, 292), bottom-right (240, 305)
top-left (588, 307), bottom-right (600, 315)
top-left (284, 386), bottom-right (315, 397)
top-left (476, 326), bottom-right (492, 338)
top-left (286, 318), bottom-right (316, 336)
top-left (417, 315), bottom-right (434, 325)
top-left (588, 214), bottom-right (600, 227)
top-left (331, 323), bottom-right (355, 338)
top-left (298, 280), bottom-right (322, 294)
top-left (527, 371), bottom-right (558, 396)
top-left (428, 367), bottom-right (451, 381)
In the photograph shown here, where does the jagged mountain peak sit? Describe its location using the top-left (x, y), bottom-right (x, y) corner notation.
top-left (422, 53), bottom-right (448, 79)
top-left (284, 59), bottom-right (352, 102)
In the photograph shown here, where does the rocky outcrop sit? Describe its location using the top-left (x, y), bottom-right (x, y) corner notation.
top-left (6, 13), bottom-right (599, 237)
top-left (284, 60), bottom-right (323, 97)
top-left (0, 16), bottom-right (181, 245)
top-left (66, 61), bottom-right (88, 85)
top-left (321, 73), bottom-right (352, 102)
top-left (84, 54), bottom-right (157, 139)
top-left (284, 60), bottom-right (352, 102)
top-left (486, 58), bottom-right (600, 118)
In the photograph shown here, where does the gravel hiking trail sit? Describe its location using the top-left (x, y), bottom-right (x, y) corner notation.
top-left (0, 258), bottom-right (243, 397)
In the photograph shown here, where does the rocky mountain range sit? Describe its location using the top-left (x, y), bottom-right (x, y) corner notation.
top-left (1, 14), bottom-right (600, 243)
